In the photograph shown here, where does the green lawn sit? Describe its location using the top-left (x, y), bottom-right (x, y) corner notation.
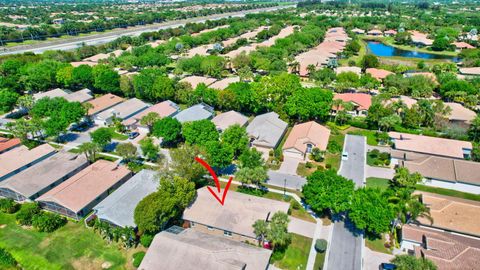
top-left (366, 177), bottom-right (390, 191)
top-left (366, 151), bottom-right (390, 167)
top-left (415, 184), bottom-right (480, 202)
top-left (272, 233), bottom-right (312, 270)
top-left (0, 212), bottom-right (136, 270)
top-left (347, 129), bottom-right (380, 146)
top-left (313, 251), bottom-right (326, 270)
top-left (106, 127), bottom-right (129, 141)
top-left (366, 235), bottom-right (392, 254)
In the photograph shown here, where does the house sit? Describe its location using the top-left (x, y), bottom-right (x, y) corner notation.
top-left (0, 144), bottom-right (56, 182)
top-left (139, 228), bottom-right (272, 270)
top-left (246, 112), bottom-right (288, 156)
top-left (95, 98), bottom-right (149, 126)
top-left (366, 68), bottom-right (394, 81)
top-left (179, 76), bottom-right (217, 89)
top-left (400, 156), bottom-right (480, 194)
top-left (282, 121), bottom-right (331, 160)
top-left (36, 160), bottom-right (132, 220)
top-left (65, 88), bottom-right (94, 103)
top-left (173, 103), bottom-right (214, 123)
top-left (85, 93), bottom-right (124, 116)
top-left (70, 61), bottom-right (98, 67)
top-left (52, 18), bottom-right (64, 24)
top-left (0, 151), bottom-right (88, 201)
top-left (93, 169), bottom-right (158, 227)
top-left (333, 93), bottom-right (372, 116)
top-left (0, 137), bottom-right (21, 154)
top-left (404, 71), bottom-right (437, 83)
top-left (444, 102), bottom-right (477, 127)
top-left (351, 28), bottom-right (365, 35)
top-left (33, 88), bottom-right (69, 101)
top-left (211, 110), bottom-right (248, 132)
top-left (124, 100), bottom-right (179, 132)
top-left (389, 132), bottom-right (473, 160)
top-left (459, 67), bottom-right (480, 77)
top-left (335, 66), bottom-right (362, 76)
top-left (384, 95), bottom-right (418, 109)
top-left (415, 192), bottom-right (480, 236)
top-left (384, 29), bottom-right (397, 36)
top-left (208, 76), bottom-right (240, 90)
top-left (400, 224), bottom-right (480, 270)
top-left (183, 187), bottom-right (290, 242)
top-left (83, 50), bottom-right (124, 63)
top-left (409, 30), bottom-right (434, 46)
top-left (367, 29), bottom-right (383, 36)
top-left (452, 41), bottom-right (474, 51)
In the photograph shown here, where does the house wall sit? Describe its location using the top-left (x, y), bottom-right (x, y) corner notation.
top-left (185, 220), bottom-right (257, 244)
top-left (400, 239), bottom-right (421, 253)
top-left (421, 179), bottom-right (480, 195)
top-left (0, 187), bottom-right (27, 201)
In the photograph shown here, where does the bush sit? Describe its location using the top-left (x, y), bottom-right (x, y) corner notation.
top-left (31, 212), bottom-right (67, 232)
top-left (0, 248), bottom-right (17, 268)
top-left (369, 149), bottom-right (380, 158)
top-left (325, 163), bottom-right (332, 169)
top-left (291, 200), bottom-right (302, 210)
top-left (15, 203), bottom-right (41, 226)
top-left (315, 239), bottom-right (328, 253)
top-left (0, 198), bottom-right (20, 214)
top-left (140, 233), bottom-right (154, 247)
top-left (327, 141), bottom-right (342, 154)
top-left (132, 251), bottom-right (146, 268)
top-left (305, 162), bottom-right (313, 169)
top-left (379, 152), bottom-right (390, 161)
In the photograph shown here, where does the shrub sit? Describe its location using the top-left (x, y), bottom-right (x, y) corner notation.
top-left (379, 152), bottom-right (390, 161)
top-left (316, 165), bottom-right (325, 171)
top-left (140, 233), bottom-right (154, 247)
top-left (369, 149), bottom-right (380, 158)
top-left (325, 163), bottom-right (332, 169)
top-left (327, 141), bottom-right (342, 154)
top-left (305, 162), bottom-right (313, 169)
top-left (15, 203), bottom-right (41, 226)
top-left (31, 212), bottom-right (67, 232)
top-left (291, 200), bottom-right (301, 210)
top-left (0, 248), bottom-right (17, 267)
top-left (132, 251), bottom-right (146, 268)
top-left (315, 239), bottom-right (328, 253)
top-left (0, 198), bottom-right (20, 214)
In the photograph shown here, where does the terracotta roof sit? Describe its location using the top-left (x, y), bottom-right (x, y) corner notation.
top-left (211, 110), bottom-right (248, 131)
top-left (453, 42), bottom-right (474, 49)
top-left (384, 30), bottom-right (397, 35)
top-left (367, 29), bottom-right (383, 35)
top-left (385, 95), bottom-right (418, 109)
top-left (0, 137), bottom-right (21, 153)
top-left (86, 94), bottom-right (124, 115)
top-left (366, 68), bottom-right (394, 80)
top-left (183, 187), bottom-right (289, 238)
top-left (132, 100), bottom-right (179, 121)
top-left (445, 102), bottom-right (477, 123)
top-left (209, 77), bottom-right (240, 90)
top-left (334, 93), bottom-right (372, 110)
top-left (70, 61), bottom-right (97, 67)
top-left (36, 160), bottom-right (131, 214)
top-left (283, 121), bottom-right (331, 153)
top-left (402, 224), bottom-right (480, 270)
top-left (409, 30), bottom-right (434, 46)
top-left (0, 144), bottom-right (56, 180)
top-left (179, 76), bottom-right (217, 89)
top-left (351, 28), bottom-right (365, 34)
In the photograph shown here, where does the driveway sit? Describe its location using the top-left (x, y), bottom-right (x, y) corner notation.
top-left (339, 135), bottom-right (366, 187)
top-left (266, 171), bottom-right (306, 190)
top-left (288, 217), bottom-right (316, 238)
top-left (364, 248), bottom-right (394, 270)
top-left (278, 156), bottom-right (301, 175)
top-left (366, 165), bottom-right (395, 180)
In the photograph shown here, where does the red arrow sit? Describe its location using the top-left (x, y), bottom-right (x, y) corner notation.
top-left (194, 157), bottom-right (232, 205)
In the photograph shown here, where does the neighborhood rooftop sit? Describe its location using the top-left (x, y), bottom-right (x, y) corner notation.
top-left (0, 137), bottom-right (21, 153)
top-left (173, 103), bottom-right (214, 123)
top-left (211, 110), bottom-right (248, 131)
top-left (283, 121), bottom-right (331, 153)
top-left (139, 229), bottom-right (272, 270)
top-left (86, 93), bottom-right (124, 115)
top-left (96, 98), bottom-right (149, 121)
top-left (132, 100), bottom-right (179, 121)
top-left (36, 160), bottom-right (131, 218)
top-left (0, 144), bottom-right (56, 181)
top-left (183, 186), bottom-right (289, 238)
top-left (93, 169), bottom-right (158, 228)
top-left (246, 112), bottom-right (288, 149)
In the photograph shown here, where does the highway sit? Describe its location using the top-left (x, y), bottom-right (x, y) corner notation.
top-left (0, 5), bottom-right (294, 56)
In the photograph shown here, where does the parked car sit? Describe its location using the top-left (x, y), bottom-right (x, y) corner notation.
top-left (128, 132), bottom-right (139, 140)
top-left (341, 151), bottom-right (349, 161)
top-left (379, 263), bottom-right (396, 270)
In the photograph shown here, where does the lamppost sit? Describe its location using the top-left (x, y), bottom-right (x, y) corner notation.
top-left (283, 178), bottom-right (287, 199)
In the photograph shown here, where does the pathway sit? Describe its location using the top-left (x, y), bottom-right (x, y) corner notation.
top-left (364, 248), bottom-right (394, 270)
top-left (278, 156), bottom-right (301, 175)
top-left (366, 165), bottom-right (395, 179)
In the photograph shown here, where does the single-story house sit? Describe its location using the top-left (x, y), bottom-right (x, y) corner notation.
top-left (401, 224), bottom-right (480, 270)
top-left (282, 121), bottom-right (331, 160)
top-left (93, 169), bottom-right (158, 227)
top-left (70, 61), bottom-right (97, 67)
top-left (246, 112), bottom-right (288, 156)
top-left (415, 192), bottom-right (480, 236)
top-left (33, 88), bottom-right (69, 101)
top-left (33, 88), bottom-right (94, 103)
top-left (123, 100), bottom-right (179, 132)
top-left (179, 76), bottom-right (217, 89)
top-left (452, 41), bottom-right (475, 51)
top-left (389, 132), bottom-right (473, 160)
top-left (458, 67), bottom-right (480, 77)
top-left (0, 151), bottom-right (88, 201)
top-left (351, 28), bottom-right (365, 35)
top-left (400, 156), bottom-right (480, 194)
top-left (211, 110), bottom-right (248, 132)
top-left (332, 93), bottom-right (372, 116)
top-left (445, 102), bottom-right (477, 127)
top-left (36, 160), bottom-right (132, 220)
top-left (83, 50), bottom-right (124, 63)
top-left (173, 103), bottom-right (214, 123)
top-left (95, 98), bottom-right (149, 126)
top-left (409, 30), bottom-right (434, 46)
top-left (183, 186), bottom-right (290, 242)
top-left (384, 29), bottom-right (397, 36)
top-left (139, 228), bottom-right (272, 270)
top-left (0, 137), bottom-right (21, 154)
top-left (384, 95), bottom-right (418, 109)
top-left (208, 76), bottom-right (240, 90)
top-left (335, 66), bottom-right (362, 76)
top-left (86, 93), bottom-right (124, 116)
top-left (366, 68), bottom-right (394, 81)
top-left (367, 29), bottom-right (383, 36)
top-left (0, 144), bottom-right (56, 182)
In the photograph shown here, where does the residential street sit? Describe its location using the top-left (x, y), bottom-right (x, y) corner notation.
top-left (325, 135), bottom-right (366, 270)
top-left (266, 171), bottom-right (306, 190)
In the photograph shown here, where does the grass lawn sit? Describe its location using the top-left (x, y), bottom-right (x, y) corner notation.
top-left (366, 234), bottom-right (392, 254)
top-left (105, 127), bottom-right (129, 141)
top-left (415, 184), bottom-right (480, 202)
top-left (347, 129), bottom-right (380, 146)
top-left (296, 162), bottom-right (317, 177)
top-left (0, 212), bottom-right (139, 270)
top-left (366, 151), bottom-right (390, 167)
top-left (272, 233), bottom-right (312, 270)
top-left (366, 177), bottom-right (390, 191)
top-left (313, 251), bottom-right (326, 270)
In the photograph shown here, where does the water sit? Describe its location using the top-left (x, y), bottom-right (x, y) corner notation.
top-left (367, 41), bottom-right (460, 62)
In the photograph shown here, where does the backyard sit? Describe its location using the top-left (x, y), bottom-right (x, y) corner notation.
top-left (0, 212), bottom-right (141, 270)
top-left (271, 233), bottom-right (312, 270)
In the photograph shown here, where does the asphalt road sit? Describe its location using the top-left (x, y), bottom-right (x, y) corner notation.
top-left (266, 170), bottom-right (306, 190)
top-left (325, 134), bottom-right (366, 270)
top-left (0, 5), bottom-right (294, 56)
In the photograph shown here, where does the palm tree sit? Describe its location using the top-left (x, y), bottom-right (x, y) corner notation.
top-left (253, 219), bottom-right (268, 246)
top-left (289, 61), bottom-right (300, 74)
top-left (307, 64), bottom-right (316, 76)
top-left (78, 142), bottom-right (99, 163)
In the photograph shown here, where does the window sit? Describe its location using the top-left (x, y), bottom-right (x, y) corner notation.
top-left (306, 144), bottom-right (313, 153)
top-left (191, 222), bottom-right (195, 227)
top-left (224, 230), bottom-right (232, 237)
top-left (207, 226), bottom-right (214, 231)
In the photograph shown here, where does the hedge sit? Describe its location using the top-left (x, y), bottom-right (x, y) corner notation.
top-left (132, 251), bottom-right (146, 268)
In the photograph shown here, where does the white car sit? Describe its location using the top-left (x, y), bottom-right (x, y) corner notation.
top-left (341, 151), bottom-right (349, 161)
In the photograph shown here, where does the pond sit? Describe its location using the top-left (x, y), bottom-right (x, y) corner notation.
top-left (366, 41), bottom-right (461, 62)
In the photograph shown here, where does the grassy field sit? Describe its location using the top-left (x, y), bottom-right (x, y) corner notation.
top-left (313, 251), bottom-right (326, 270)
top-left (366, 177), bottom-right (390, 191)
top-left (0, 212), bottom-right (140, 270)
top-left (106, 127), bottom-right (129, 141)
top-left (366, 235), bottom-right (392, 254)
top-left (272, 233), bottom-right (312, 270)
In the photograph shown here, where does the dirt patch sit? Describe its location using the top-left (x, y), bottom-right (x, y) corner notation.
top-left (0, 224), bottom-right (6, 229)
top-left (71, 257), bottom-right (104, 270)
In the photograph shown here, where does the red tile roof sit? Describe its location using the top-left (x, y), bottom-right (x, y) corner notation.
top-left (334, 93), bottom-right (372, 110)
top-left (0, 137), bottom-right (21, 153)
top-left (366, 68), bottom-right (394, 80)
